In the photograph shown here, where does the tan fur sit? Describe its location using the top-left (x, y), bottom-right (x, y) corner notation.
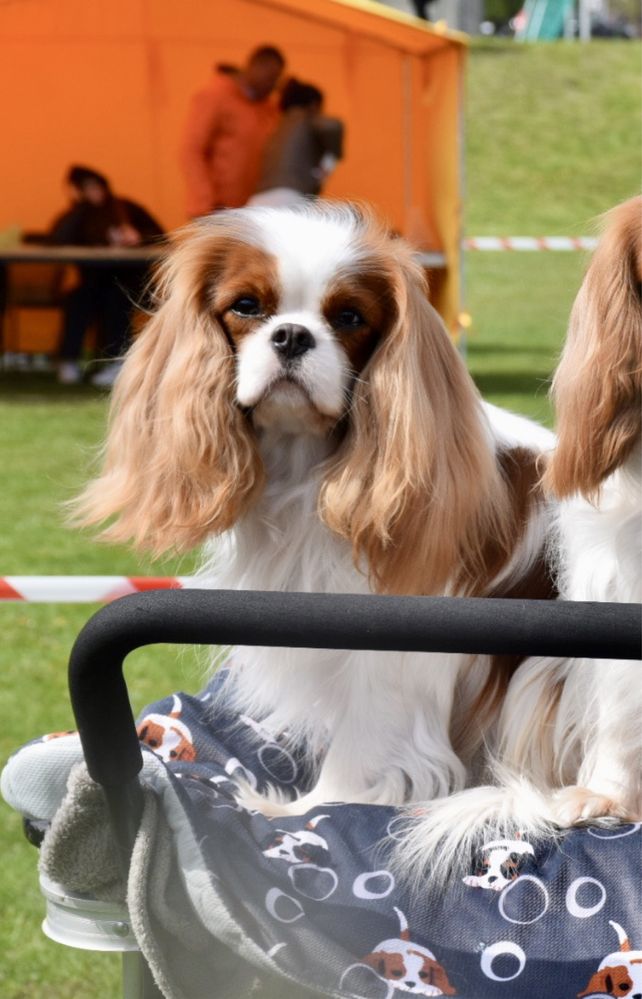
top-left (544, 196), bottom-right (642, 499)
top-left (70, 220), bottom-right (266, 552)
top-left (320, 232), bottom-right (512, 596)
top-left (72, 204), bottom-right (546, 607)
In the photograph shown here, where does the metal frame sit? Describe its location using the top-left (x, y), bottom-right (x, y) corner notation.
top-left (65, 589), bottom-right (641, 997)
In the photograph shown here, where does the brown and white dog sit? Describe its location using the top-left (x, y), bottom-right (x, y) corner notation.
top-left (462, 835), bottom-right (534, 892)
top-left (578, 921), bottom-right (642, 998)
top-left (395, 197), bottom-right (641, 880)
top-left (261, 815), bottom-right (331, 865)
top-left (498, 195), bottom-right (642, 825)
top-left (361, 907), bottom-right (457, 996)
top-left (74, 202), bottom-right (554, 822)
top-left (136, 695), bottom-right (196, 763)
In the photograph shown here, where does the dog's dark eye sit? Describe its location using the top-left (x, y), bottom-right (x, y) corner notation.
top-left (230, 295), bottom-right (262, 317)
top-left (332, 307), bottom-right (365, 330)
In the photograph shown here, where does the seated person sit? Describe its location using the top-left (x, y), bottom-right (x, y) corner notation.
top-left (48, 165), bottom-right (164, 386)
top-left (248, 79), bottom-right (344, 208)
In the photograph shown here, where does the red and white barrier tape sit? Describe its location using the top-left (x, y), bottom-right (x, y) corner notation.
top-left (464, 236), bottom-right (598, 252)
top-left (0, 576), bottom-right (191, 603)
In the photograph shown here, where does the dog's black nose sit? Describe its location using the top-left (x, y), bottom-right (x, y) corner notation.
top-left (271, 323), bottom-right (315, 360)
top-left (487, 875), bottom-right (498, 883)
top-left (405, 983), bottom-right (416, 990)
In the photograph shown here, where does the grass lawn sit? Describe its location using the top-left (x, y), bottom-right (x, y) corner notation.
top-left (1, 37), bottom-right (640, 999)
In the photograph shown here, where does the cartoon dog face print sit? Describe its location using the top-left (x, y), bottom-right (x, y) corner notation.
top-left (137, 695), bottom-right (196, 763)
top-left (262, 815), bottom-right (331, 865)
top-left (463, 838), bottom-right (535, 892)
top-left (362, 908), bottom-right (457, 996)
top-left (578, 922), bottom-right (642, 998)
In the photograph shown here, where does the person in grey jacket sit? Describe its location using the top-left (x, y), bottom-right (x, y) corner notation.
top-left (248, 79), bottom-right (344, 208)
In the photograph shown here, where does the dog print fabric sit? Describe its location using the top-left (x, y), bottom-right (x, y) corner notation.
top-left (119, 669), bottom-right (641, 998)
top-left (4, 666), bottom-right (641, 998)
top-left (577, 921), bottom-right (642, 998)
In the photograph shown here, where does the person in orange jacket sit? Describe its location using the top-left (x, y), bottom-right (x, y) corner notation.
top-left (180, 46), bottom-right (285, 217)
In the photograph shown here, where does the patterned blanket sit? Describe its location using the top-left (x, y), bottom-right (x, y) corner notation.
top-left (3, 668), bottom-right (641, 998)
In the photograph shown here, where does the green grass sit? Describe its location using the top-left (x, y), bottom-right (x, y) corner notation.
top-left (465, 40), bottom-right (641, 234)
top-left (0, 381), bottom-right (201, 997)
top-left (466, 251), bottom-right (588, 424)
top-left (464, 38), bottom-right (640, 423)
top-left (1, 37), bottom-right (640, 999)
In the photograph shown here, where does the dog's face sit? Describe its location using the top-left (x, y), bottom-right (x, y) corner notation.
top-left (209, 213), bottom-right (395, 435)
top-left (578, 965), bottom-right (638, 998)
top-left (262, 828), bottom-right (330, 865)
top-left (463, 838), bottom-right (534, 892)
top-left (363, 939), bottom-right (456, 995)
top-left (75, 202), bottom-right (499, 597)
top-left (578, 937), bottom-right (642, 996)
top-left (137, 714), bottom-right (196, 763)
top-left (578, 923), bottom-right (642, 998)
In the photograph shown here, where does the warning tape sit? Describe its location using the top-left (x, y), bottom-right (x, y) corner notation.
top-left (0, 576), bottom-right (190, 603)
top-left (464, 236), bottom-right (598, 252)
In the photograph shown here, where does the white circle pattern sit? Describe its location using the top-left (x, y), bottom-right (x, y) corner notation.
top-left (258, 744), bottom-right (298, 784)
top-left (352, 870), bottom-right (395, 900)
top-left (339, 963), bottom-right (394, 999)
top-left (587, 823), bottom-right (641, 839)
top-left (288, 864), bottom-right (338, 901)
top-left (498, 875), bottom-right (550, 925)
top-left (565, 877), bottom-right (607, 919)
top-left (265, 888), bottom-right (305, 923)
top-left (480, 941), bottom-right (526, 982)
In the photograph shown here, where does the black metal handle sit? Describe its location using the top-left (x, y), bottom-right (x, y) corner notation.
top-left (67, 589), bottom-right (641, 874)
top-left (69, 589), bottom-right (641, 790)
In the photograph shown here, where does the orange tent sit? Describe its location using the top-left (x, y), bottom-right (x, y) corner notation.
top-left (0, 0), bottom-right (467, 330)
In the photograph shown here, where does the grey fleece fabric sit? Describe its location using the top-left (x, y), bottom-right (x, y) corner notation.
top-left (39, 763), bottom-right (326, 999)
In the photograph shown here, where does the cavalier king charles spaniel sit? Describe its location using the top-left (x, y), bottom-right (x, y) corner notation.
top-left (396, 196), bottom-right (641, 880)
top-left (74, 202), bottom-right (555, 819)
top-left (504, 195), bottom-right (642, 824)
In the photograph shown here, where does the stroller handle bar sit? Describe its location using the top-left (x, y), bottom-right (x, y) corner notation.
top-left (69, 588), bottom-right (641, 791)
top-left (67, 589), bottom-right (641, 873)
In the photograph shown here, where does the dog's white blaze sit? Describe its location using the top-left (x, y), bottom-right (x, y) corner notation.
top-left (235, 309), bottom-right (349, 416)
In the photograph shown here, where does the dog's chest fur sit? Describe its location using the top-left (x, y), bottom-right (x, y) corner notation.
top-left (198, 428), bottom-right (468, 798)
top-left (558, 457), bottom-right (642, 604)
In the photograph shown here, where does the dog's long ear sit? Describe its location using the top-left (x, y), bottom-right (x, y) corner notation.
top-left (577, 968), bottom-right (631, 999)
top-left (320, 249), bottom-right (507, 595)
top-left (545, 196), bottom-right (642, 499)
top-left (71, 223), bottom-right (264, 552)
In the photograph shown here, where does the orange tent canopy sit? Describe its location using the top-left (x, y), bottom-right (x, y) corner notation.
top-left (0, 0), bottom-right (466, 328)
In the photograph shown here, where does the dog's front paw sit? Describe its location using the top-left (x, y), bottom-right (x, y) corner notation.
top-left (552, 786), bottom-right (640, 827)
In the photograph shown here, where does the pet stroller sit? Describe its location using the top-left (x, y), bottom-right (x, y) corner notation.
top-left (5, 589), bottom-right (642, 999)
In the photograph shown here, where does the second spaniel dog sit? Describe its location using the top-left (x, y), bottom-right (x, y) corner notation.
top-left (74, 202), bottom-right (554, 818)
top-left (395, 196), bottom-right (641, 880)
top-left (503, 195), bottom-right (642, 824)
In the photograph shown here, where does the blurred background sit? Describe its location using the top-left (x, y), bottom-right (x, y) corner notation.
top-left (1, 1), bottom-right (640, 995)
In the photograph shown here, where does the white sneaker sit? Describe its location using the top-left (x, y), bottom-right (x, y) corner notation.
top-left (57, 361), bottom-right (83, 385)
top-left (3, 352), bottom-right (31, 371)
top-left (90, 360), bottom-right (123, 388)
